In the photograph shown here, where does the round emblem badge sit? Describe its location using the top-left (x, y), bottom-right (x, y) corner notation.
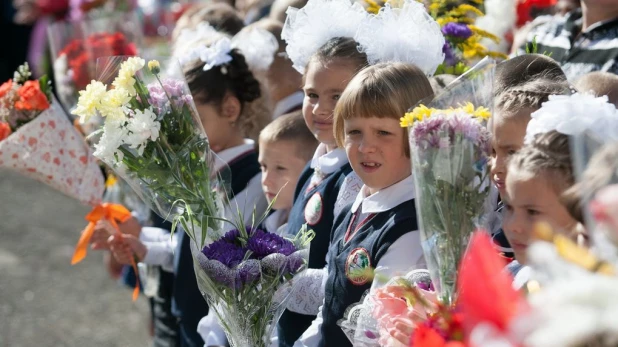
top-left (304, 192), bottom-right (323, 226)
top-left (345, 248), bottom-right (372, 286)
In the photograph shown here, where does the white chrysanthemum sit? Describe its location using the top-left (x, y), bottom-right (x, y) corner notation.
top-left (525, 93), bottom-right (618, 144)
top-left (231, 27), bottom-right (279, 72)
top-left (98, 88), bottom-right (131, 121)
top-left (93, 118), bottom-right (127, 165)
top-left (73, 80), bottom-right (107, 123)
top-left (355, 0), bottom-right (445, 75)
top-left (281, 0), bottom-right (368, 74)
top-left (125, 107), bottom-right (161, 156)
top-left (112, 57), bottom-right (145, 96)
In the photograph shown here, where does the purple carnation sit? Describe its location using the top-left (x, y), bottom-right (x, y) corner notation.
top-left (442, 22), bottom-right (473, 39)
top-left (147, 79), bottom-right (190, 113)
top-left (220, 228), bottom-right (242, 244)
top-left (442, 42), bottom-right (458, 67)
top-left (201, 240), bottom-right (245, 268)
top-left (247, 229), bottom-right (297, 259)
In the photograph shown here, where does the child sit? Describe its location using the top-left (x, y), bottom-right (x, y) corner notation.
top-left (489, 54), bottom-right (571, 257)
top-left (502, 131), bottom-right (580, 286)
top-left (297, 62), bottom-right (434, 347)
top-left (107, 37), bottom-right (270, 347)
top-left (258, 110), bottom-right (319, 233)
top-left (575, 71), bottom-right (618, 107)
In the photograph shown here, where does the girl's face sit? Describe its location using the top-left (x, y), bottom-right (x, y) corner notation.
top-left (258, 139), bottom-right (308, 211)
top-left (490, 110), bottom-right (531, 196)
top-left (302, 59), bottom-right (358, 150)
top-left (196, 96), bottom-right (242, 153)
top-left (344, 116), bottom-right (411, 195)
top-left (502, 170), bottom-right (578, 264)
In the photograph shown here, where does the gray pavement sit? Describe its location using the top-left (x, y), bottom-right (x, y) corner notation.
top-left (0, 169), bottom-right (151, 347)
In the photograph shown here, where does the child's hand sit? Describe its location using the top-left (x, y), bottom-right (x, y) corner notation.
top-left (117, 216), bottom-right (142, 238)
top-left (103, 251), bottom-right (124, 280)
top-left (90, 220), bottom-right (115, 250)
top-left (108, 234), bottom-right (147, 265)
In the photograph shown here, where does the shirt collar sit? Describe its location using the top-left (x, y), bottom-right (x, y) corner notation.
top-left (214, 139), bottom-right (255, 172)
top-left (263, 209), bottom-right (288, 234)
top-left (351, 175), bottom-right (416, 214)
top-left (273, 91), bottom-right (304, 119)
top-left (310, 143), bottom-right (348, 175)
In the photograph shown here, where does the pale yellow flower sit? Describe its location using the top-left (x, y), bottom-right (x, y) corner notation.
top-left (148, 60), bottom-right (160, 74)
top-left (98, 88), bottom-right (131, 121)
top-left (400, 104), bottom-right (435, 127)
top-left (112, 57), bottom-right (145, 96)
top-left (73, 80), bottom-right (107, 123)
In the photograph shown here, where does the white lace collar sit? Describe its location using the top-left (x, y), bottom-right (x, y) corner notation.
top-left (351, 175), bottom-right (416, 214)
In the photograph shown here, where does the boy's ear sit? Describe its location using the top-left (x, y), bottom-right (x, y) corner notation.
top-left (221, 93), bottom-right (241, 123)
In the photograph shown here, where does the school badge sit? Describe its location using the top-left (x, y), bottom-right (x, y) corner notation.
top-left (345, 248), bottom-right (372, 285)
top-left (304, 192), bottom-right (323, 226)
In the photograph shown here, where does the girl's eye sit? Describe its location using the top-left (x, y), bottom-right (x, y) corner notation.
top-left (347, 129), bottom-right (361, 136)
top-left (527, 209), bottom-right (540, 216)
top-left (307, 93), bottom-right (318, 99)
top-left (333, 94), bottom-right (341, 101)
top-left (276, 166), bottom-right (287, 171)
top-left (507, 149), bottom-right (517, 156)
top-left (378, 130), bottom-right (391, 136)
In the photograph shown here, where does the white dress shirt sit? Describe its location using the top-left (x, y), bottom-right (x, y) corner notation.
top-left (295, 175), bottom-right (425, 347)
top-left (272, 91), bottom-right (304, 119)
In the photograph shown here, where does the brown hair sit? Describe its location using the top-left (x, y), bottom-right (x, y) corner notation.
top-left (508, 131), bottom-right (574, 195)
top-left (494, 54), bottom-right (571, 117)
top-left (333, 63), bottom-right (434, 156)
top-left (269, 0), bottom-right (308, 22)
top-left (184, 47), bottom-right (271, 141)
top-left (306, 37), bottom-right (368, 78)
top-left (259, 110), bottom-right (318, 160)
top-left (562, 142), bottom-right (618, 224)
top-left (172, 2), bottom-right (244, 41)
top-left (575, 71), bottom-right (618, 107)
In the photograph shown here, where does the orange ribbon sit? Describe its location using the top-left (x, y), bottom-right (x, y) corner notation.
top-left (71, 203), bottom-right (141, 301)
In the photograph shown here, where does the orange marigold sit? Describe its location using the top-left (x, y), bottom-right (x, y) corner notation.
top-left (15, 80), bottom-right (50, 111)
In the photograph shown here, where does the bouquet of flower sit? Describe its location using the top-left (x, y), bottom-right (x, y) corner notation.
top-left (48, 12), bottom-right (142, 117)
top-left (75, 55), bottom-right (314, 345)
top-left (191, 224), bottom-right (313, 347)
top-left (0, 63), bottom-right (104, 206)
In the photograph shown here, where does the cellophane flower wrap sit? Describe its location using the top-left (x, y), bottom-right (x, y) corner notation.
top-left (0, 63), bottom-right (104, 205)
top-left (48, 12), bottom-right (142, 120)
top-left (190, 223), bottom-right (313, 347)
top-left (400, 59), bottom-right (494, 306)
top-left (74, 56), bottom-right (224, 246)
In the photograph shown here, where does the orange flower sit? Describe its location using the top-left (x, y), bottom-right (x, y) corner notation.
top-left (0, 122), bottom-right (11, 141)
top-left (0, 80), bottom-right (13, 98)
top-left (15, 80), bottom-right (50, 111)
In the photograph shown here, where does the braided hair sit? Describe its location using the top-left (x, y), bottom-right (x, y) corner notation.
top-left (508, 130), bottom-right (574, 194)
top-left (496, 78), bottom-right (572, 114)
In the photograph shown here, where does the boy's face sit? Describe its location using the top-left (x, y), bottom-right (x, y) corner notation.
top-left (258, 139), bottom-right (308, 211)
top-left (302, 60), bottom-right (357, 149)
top-left (502, 170), bottom-right (578, 264)
top-left (344, 116), bottom-right (411, 195)
top-left (490, 110), bottom-right (531, 197)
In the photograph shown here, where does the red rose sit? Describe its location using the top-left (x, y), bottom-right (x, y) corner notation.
top-left (14, 80), bottom-right (50, 111)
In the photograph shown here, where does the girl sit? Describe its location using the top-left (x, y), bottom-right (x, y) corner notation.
top-left (298, 62), bottom-right (434, 347)
top-left (106, 35), bottom-right (271, 347)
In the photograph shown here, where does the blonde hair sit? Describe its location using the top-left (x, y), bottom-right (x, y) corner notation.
top-left (259, 110), bottom-right (318, 160)
top-left (575, 71), bottom-right (618, 107)
top-left (508, 131), bottom-right (574, 195)
top-left (333, 63), bottom-right (434, 155)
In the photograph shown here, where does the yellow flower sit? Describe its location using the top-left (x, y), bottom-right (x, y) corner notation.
top-left (105, 174), bottom-right (118, 188)
top-left (73, 80), bottom-right (107, 123)
top-left (400, 104), bottom-right (435, 127)
top-left (112, 57), bottom-right (145, 96)
top-left (98, 88), bottom-right (131, 121)
top-left (462, 102), bottom-right (491, 120)
top-left (148, 60), bottom-right (161, 74)
top-left (469, 25), bottom-right (500, 43)
top-left (451, 4), bottom-right (484, 17)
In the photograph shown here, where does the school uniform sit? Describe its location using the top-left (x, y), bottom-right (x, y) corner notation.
top-left (140, 140), bottom-right (267, 347)
top-left (295, 175), bottom-right (425, 347)
top-left (272, 91), bottom-right (304, 119)
top-left (486, 186), bottom-right (514, 259)
top-left (278, 144), bottom-right (359, 347)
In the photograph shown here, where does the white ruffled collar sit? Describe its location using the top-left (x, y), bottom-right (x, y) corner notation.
top-left (309, 143), bottom-right (348, 175)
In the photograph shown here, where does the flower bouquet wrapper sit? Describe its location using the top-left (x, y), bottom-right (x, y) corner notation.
top-left (86, 55), bottom-right (229, 245)
top-left (403, 59), bottom-right (495, 306)
top-left (0, 96), bottom-right (104, 205)
top-left (189, 226), bottom-right (313, 347)
top-left (48, 12), bottom-right (142, 120)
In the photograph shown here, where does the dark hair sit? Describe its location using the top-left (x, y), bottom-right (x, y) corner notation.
top-left (308, 37), bottom-right (368, 73)
top-left (184, 49), bottom-right (261, 105)
top-left (172, 3), bottom-right (244, 41)
top-left (494, 54), bottom-right (568, 98)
